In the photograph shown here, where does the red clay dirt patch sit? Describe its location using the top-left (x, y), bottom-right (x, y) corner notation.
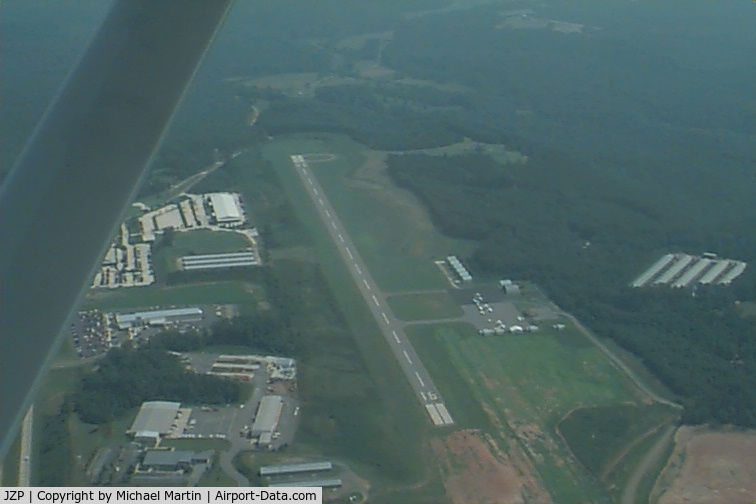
top-left (653, 426), bottom-right (756, 504)
top-left (431, 429), bottom-right (550, 504)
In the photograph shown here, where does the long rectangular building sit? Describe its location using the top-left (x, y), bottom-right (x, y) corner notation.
top-left (654, 255), bottom-right (695, 285)
top-left (115, 307), bottom-right (203, 329)
top-left (259, 462), bottom-right (333, 476)
top-left (672, 258), bottom-right (713, 288)
top-left (632, 253), bottom-right (675, 287)
top-left (718, 262), bottom-right (747, 285)
top-left (251, 396), bottom-right (283, 436)
top-left (698, 260), bottom-right (731, 284)
top-left (181, 252), bottom-right (258, 271)
top-left (269, 479), bottom-right (342, 488)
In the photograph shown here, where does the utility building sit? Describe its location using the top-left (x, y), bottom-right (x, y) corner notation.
top-left (114, 307), bottom-right (203, 330)
top-left (251, 395), bottom-right (283, 437)
top-left (127, 401), bottom-right (182, 442)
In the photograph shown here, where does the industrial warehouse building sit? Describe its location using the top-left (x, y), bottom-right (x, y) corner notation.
top-left (251, 395), bottom-right (283, 445)
top-left (114, 307), bottom-right (203, 330)
top-left (207, 192), bottom-right (245, 227)
top-left (181, 252), bottom-right (259, 271)
top-left (127, 401), bottom-right (182, 443)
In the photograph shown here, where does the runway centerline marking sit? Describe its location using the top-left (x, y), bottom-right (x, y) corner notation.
top-left (355, 264), bottom-right (362, 275)
top-left (372, 294), bottom-right (380, 306)
top-left (392, 330), bottom-right (401, 344)
top-left (346, 248), bottom-right (354, 259)
top-left (403, 350), bottom-right (413, 364)
top-left (363, 278), bottom-right (371, 289)
top-left (338, 233), bottom-right (345, 242)
top-left (382, 312), bottom-right (390, 324)
top-left (415, 372), bottom-right (426, 388)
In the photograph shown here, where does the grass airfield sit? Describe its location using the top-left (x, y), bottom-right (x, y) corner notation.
top-left (261, 133), bottom-right (680, 503)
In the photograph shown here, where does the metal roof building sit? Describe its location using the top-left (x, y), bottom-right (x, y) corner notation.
top-left (251, 395), bottom-right (283, 436)
top-left (653, 255), bottom-right (695, 285)
top-left (142, 450), bottom-right (193, 469)
top-left (269, 478), bottom-right (342, 488)
top-left (127, 401), bottom-right (181, 436)
top-left (718, 262), bottom-right (747, 285)
top-left (631, 253), bottom-right (676, 287)
top-left (181, 252), bottom-right (258, 271)
top-left (259, 462), bottom-right (333, 476)
top-left (698, 260), bottom-right (731, 284)
top-left (115, 307), bottom-right (203, 329)
top-left (208, 193), bottom-right (243, 223)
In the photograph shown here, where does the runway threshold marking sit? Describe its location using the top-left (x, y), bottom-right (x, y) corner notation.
top-left (435, 403), bottom-right (454, 425)
top-left (425, 404), bottom-right (444, 426)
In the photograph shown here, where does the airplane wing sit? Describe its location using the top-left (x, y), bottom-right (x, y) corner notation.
top-left (0, 0), bottom-right (234, 458)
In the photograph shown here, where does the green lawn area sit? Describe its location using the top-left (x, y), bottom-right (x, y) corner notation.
top-left (386, 291), bottom-right (462, 321)
top-left (558, 403), bottom-right (679, 478)
top-left (81, 281), bottom-right (259, 310)
top-left (263, 134), bottom-right (475, 293)
top-left (406, 321), bottom-right (652, 503)
top-left (166, 229), bottom-right (252, 261)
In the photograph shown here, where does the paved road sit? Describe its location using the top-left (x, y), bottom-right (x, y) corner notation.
top-left (18, 405), bottom-right (33, 486)
top-left (290, 155), bottom-right (454, 427)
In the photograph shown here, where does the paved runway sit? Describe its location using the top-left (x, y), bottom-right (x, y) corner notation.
top-left (290, 155), bottom-right (454, 427)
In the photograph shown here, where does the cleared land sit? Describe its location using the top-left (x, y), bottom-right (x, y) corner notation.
top-left (263, 135), bottom-right (475, 293)
top-left (386, 292), bottom-right (463, 321)
top-left (81, 281), bottom-right (260, 311)
top-left (407, 320), bottom-right (649, 503)
top-left (652, 426), bottom-right (756, 504)
top-left (263, 134), bottom-right (679, 503)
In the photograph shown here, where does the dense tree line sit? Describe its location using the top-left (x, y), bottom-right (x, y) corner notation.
top-left (387, 151), bottom-right (756, 427)
top-left (37, 399), bottom-right (73, 486)
top-left (74, 345), bottom-right (239, 424)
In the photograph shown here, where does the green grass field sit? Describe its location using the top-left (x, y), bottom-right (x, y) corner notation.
top-left (386, 291), bottom-right (462, 321)
top-left (263, 134), bottom-right (475, 293)
top-left (81, 281), bottom-right (259, 311)
top-left (169, 229), bottom-right (252, 256)
top-left (558, 403), bottom-right (678, 477)
top-left (406, 321), bottom-right (653, 503)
